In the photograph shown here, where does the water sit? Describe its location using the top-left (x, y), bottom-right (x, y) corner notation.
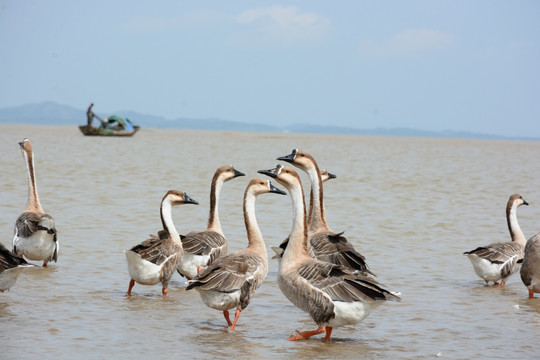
top-left (1, 124), bottom-right (539, 359)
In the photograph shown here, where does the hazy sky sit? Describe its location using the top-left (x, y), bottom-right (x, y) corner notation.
top-left (1, 1), bottom-right (538, 137)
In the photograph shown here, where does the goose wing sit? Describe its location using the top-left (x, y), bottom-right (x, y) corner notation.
top-left (0, 243), bottom-right (29, 271)
top-left (298, 260), bottom-right (399, 303)
top-left (130, 233), bottom-right (181, 266)
top-left (181, 230), bottom-right (227, 262)
top-left (14, 212), bottom-right (57, 239)
top-left (309, 231), bottom-right (375, 276)
top-left (464, 242), bottom-right (523, 278)
top-left (186, 251), bottom-right (263, 293)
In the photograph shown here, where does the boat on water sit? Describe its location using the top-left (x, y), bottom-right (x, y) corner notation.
top-left (79, 124), bottom-right (140, 137)
top-left (81, 108), bottom-right (140, 137)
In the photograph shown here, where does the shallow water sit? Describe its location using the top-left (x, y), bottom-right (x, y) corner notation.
top-left (1, 124), bottom-right (539, 359)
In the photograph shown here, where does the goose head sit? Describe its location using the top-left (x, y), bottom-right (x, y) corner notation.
top-left (19, 138), bottom-right (32, 154)
top-left (216, 165), bottom-right (245, 183)
top-left (277, 149), bottom-right (316, 171)
top-left (258, 164), bottom-right (302, 191)
top-left (163, 190), bottom-right (199, 206)
top-left (246, 178), bottom-right (287, 197)
top-left (508, 194), bottom-right (528, 208)
top-left (320, 169), bottom-right (336, 182)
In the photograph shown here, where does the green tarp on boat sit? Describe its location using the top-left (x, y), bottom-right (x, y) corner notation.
top-left (105, 115), bottom-right (134, 130)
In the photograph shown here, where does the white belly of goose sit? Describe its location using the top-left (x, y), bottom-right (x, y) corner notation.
top-left (14, 231), bottom-right (56, 261)
top-left (466, 254), bottom-right (509, 282)
top-left (195, 288), bottom-right (241, 311)
top-left (125, 251), bottom-right (163, 285)
top-left (327, 300), bottom-right (385, 328)
top-left (178, 253), bottom-right (211, 279)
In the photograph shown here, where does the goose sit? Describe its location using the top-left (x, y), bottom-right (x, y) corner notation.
top-left (463, 194), bottom-right (529, 286)
top-left (519, 233), bottom-right (540, 298)
top-left (276, 149), bottom-right (373, 276)
top-left (13, 138), bottom-right (58, 267)
top-left (186, 178), bottom-right (286, 330)
top-left (258, 165), bottom-right (400, 341)
top-left (125, 190), bottom-right (198, 297)
top-left (0, 243), bottom-right (36, 292)
top-left (272, 169), bottom-right (336, 259)
top-left (178, 165), bottom-right (245, 280)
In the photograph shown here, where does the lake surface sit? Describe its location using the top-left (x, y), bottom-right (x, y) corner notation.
top-left (1, 124), bottom-right (539, 359)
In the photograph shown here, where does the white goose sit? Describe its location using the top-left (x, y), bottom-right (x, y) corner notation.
top-left (186, 178), bottom-right (286, 330)
top-left (178, 165), bottom-right (245, 280)
top-left (13, 138), bottom-right (58, 267)
top-left (519, 233), bottom-right (540, 298)
top-left (259, 165), bottom-right (400, 341)
top-left (0, 243), bottom-right (36, 292)
top-left (125, 190), bottom-right (198, 297)
top-left (464, 194), bottom-right (528, 286)
top-left (277, 149), bottom-right (373, 276)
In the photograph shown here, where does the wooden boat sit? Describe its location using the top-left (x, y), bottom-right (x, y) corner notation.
top-left (79, 125), bottom-right (140, 137)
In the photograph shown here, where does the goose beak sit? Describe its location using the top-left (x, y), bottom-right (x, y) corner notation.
top-left (523, 200), bottom-right (529, 206)
top-left (233, 168), bottom-right (245, 178)
top-left (183, 193), bottom-right (199, 205)
top-left (327, 171), bottom-right (337, 179)
top-left (269, 181), bottom-right (287, 195)
top-left (276, 149), bottom-right (298, 163)
top-left (258, 165), bottom-right (282, 179)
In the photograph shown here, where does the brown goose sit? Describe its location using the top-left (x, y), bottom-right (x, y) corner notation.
top-left (125, 190), bottom-right (198, 297)
top-left (13, 138), bottom-right (58, 267)
top-left (259, 165), bottom-right (400, 341)
top-left (272, 169), bottom-right (336, 259)
top-left (186, 178), bottom-right (286, 330)
top-left (519, 233), bottom-right (540, 298)
top-left (277, 149), bottom-right (373, 276)
top-left (178, 165), bottom-right (245, 280)
top-left (0, 243), bottom-right (36, 291)
top-left (464, 194), bottom-right (528, 286)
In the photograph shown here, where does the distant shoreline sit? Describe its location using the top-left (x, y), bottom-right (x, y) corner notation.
top-left (1, 122), bottom-right (538, 142)
top-left (0, 101), bottom-right (537, 141)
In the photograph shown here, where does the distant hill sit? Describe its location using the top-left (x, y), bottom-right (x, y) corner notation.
top-left (0, 101), bottom-right (533, 140)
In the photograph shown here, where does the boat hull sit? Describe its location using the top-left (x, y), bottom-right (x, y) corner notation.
top-left (79, 125), bottom-right (140, 137)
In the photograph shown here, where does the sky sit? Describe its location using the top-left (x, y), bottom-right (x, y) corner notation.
top-left (0, 0), bottom-right (539, 137)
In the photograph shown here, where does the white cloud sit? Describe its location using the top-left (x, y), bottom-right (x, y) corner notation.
top-left (233, 6), bottom-right (330, 45)
top-left (359, 29), bottom-right (454, 58)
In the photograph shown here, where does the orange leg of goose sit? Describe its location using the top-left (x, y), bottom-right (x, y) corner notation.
top-left (223, 310), bottom-right (233, 326)
top-left (126, 279), bottom-right (135, 297)
top-left (229, 309), bottom-right (242, 331)
top-left (323, 327), bottom-right (333, 341)
top-left (286, 327), bottom-right (326, 341)
top-left (42, 262), bottom-right (48, 268)
top-left (529, 289), bottom-right (535, 299)
top-left (162, 287), bottom-right (168, 296)
top-left (500, 280), bottom-right (506, 287)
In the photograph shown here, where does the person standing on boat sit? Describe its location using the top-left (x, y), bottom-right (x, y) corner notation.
top-left (87, 103), bottom-right (94, 126)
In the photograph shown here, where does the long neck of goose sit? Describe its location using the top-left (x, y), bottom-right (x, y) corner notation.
top-left (507, 203), bottom-right (526, 246)
top-left (244, 191), bottom-right (266, 257)
top-left (24, 150), bottom-right (43, 213)
top-left (206, 176), bottom-right (223, 234)
top-left (306, 164), bottom-right (328, 232)
top-left (283, 181), bottom-right (308, 263)
top-left (161, 200), bottom-right (181, 246)
top-left (307, 187), bottom-right (314, 228)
